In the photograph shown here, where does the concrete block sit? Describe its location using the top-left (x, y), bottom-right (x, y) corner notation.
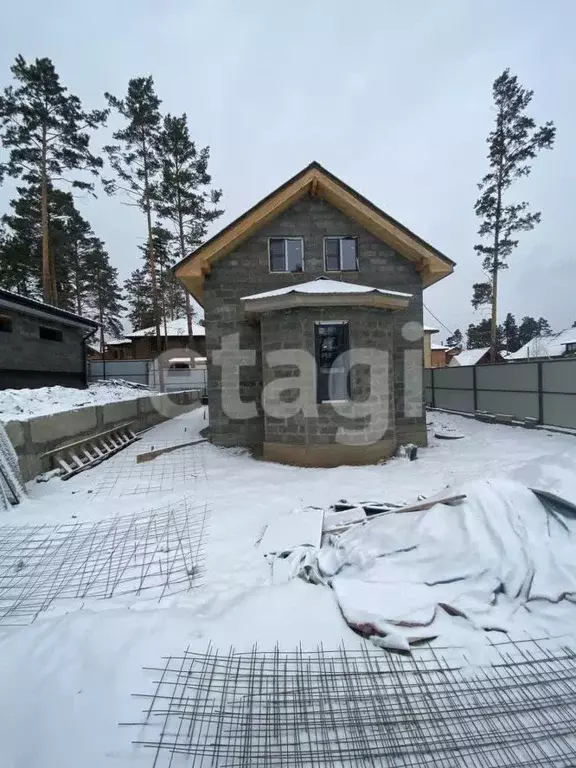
top-left (4, 419), bottom-right (27, 449)
top-left (100, 399), bottom-right (139, 425)
top-left (29, 406), bottom-right (98, 446)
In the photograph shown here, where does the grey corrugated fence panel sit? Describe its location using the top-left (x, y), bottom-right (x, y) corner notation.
top-left (423, 369), bottom-right (433, 406)
top-left (88, 360), bottom-right (151, 386)
top-left (542, 358), bottom-right (576, 429)
top-left (431, 366), bottom-right (475, 413)
top-left (476, 362), bottom-right (539, 420)
top-left (428, 357), bottom-right (576, 431)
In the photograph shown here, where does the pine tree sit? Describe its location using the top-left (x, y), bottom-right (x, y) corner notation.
top-left (124, 268), bottom-right (155, 331)
top-left (156, 113), bottom-right (223, 340)
top-left (467, 319), bottom-right (504, 350)
top-left (518, 316), bottom-right (540, 347)
top-left (83, 239), bottom-right (125, 351)
top-left (0, 55), bottom-right (107, 305)
top-left (446, 328), bottom-right (463, 348)
top-left (536, 317), bottom-right (553, 336)
top-left (503, 313), bottom-right (521, 352)
top-left (104, 77), bottom-right (163, 352)
top-left (474, 69), bottom-right (555, 362)
top-left (471, 282), bottom-right (492, 311)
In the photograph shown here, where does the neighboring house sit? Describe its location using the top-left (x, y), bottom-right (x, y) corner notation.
top-left (99, 319), bottom-right (206, 361)
top-left (508, 329), bottom-right (576, 361)
top-left (449, 347), bottom-right (506, 367)
top-left (423, 325), bottom-right (439, 368)
top-left (430, 343), bottom-right (460, 368)
top-left (175, 161), bottom-right (455, 467)
top-left (0, 288), bottom-right (98, 389)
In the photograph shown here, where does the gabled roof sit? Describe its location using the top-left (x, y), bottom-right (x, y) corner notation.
top-left (449, 347), bottom-right (492, 366)
top-left (508, 329), bottom-right (576, 359)
top-left (175, 162), bottom-right (455, 303)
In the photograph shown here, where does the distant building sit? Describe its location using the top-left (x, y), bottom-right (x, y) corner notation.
top-left (430, 343), bottom-right (460, 368)
top-left (449, 347), bottom-right (506, 367)
top-left (100, 318), bottom-right (206, 362)
top-left (0, 288), bottom-right (98, 389)
top-left (508, 329), bottom-right (576, 361)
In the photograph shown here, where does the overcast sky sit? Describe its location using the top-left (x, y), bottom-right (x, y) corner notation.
top-left (1, 0), bottom-right (574, 341)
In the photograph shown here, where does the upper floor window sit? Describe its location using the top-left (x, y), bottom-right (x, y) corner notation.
top-left (324, 237), bottom-right (358, 272)
top-left (0, 315), bottom-right (13, 333)
top-left (269, 237), bottom-right (304, 272)
top-left (39, 325), bottom-right (63, 342)
top-left (566, 342), bottom-right (576, 353)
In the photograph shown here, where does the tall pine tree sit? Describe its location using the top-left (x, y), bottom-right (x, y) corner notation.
top-left (83, 239), bottom-right (125, 352)
top-left (446, 328), bottom-right (463, 348)
top-left (502, 313), bottom-right (520, 353)
top-left (0, 55), bottom-right (107, 305)
top-left (104, 77), bottom-right (163, 351)
top-left (156, 113), bottom-right (223, 340)
top-left (474, 69), bottom-right (555, 361)
top-left (518, 316), bottom-right (540, 347)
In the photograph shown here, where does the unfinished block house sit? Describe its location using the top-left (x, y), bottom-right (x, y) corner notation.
top-left (176, 163), bottom-right (454, 466)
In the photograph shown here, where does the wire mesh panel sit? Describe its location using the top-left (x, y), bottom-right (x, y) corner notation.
top-left (128, 639), bottom-right (576, 767)
top-left (0, 496), bottom-right (209, 627)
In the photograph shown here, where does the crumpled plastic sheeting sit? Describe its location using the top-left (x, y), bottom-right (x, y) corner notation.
top-left (292, 479), bottom-right (576, 650)
top-left (0, 422), bottom-right (25, 511)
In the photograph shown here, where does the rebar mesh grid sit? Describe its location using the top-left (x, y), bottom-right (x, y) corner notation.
top-left (66, 440), bottom-right (207, 499)
top-left (0, 496), bottom-right (209, 627)
top-left (128, 638), bottom-right (576, 767)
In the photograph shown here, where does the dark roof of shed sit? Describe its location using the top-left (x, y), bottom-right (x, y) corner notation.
top-left (0, 288), bottom-right (98, 330)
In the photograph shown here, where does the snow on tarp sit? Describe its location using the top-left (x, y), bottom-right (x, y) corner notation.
top-left (291, 479), bottom-right (576, 650)
top-left (0, 422), bottom-right (25, 511)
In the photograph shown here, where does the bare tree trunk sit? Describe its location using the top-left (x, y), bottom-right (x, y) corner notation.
top-left (40, 129), bottom-right (56, 305)
top-left (490, 116), bottom-right (505, 364)
top-left (177, 198), bottom-right (193, 347)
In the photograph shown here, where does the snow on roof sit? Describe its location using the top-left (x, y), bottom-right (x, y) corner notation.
top-left (431, 343), bottom-right (449, 350)
top-left (128, 318), bottom-right (206, 337)
top-left (0, 288), bottom-right (98, 329)
top-left (508, 329), bottom-right (576, 360)
top-left (106, 338), bottom-right (132, 346)
top-left (241, 277), bottom-right (412, 301)
top-left (424, 325), bottom-right (439, 333)
top-left (449, 347), bottom-right (491, 366)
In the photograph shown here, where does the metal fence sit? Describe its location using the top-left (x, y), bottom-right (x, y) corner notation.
top-left (424, 357), bottom-right (576, 430)
top-left (88, 359), bottom-right (207, 394)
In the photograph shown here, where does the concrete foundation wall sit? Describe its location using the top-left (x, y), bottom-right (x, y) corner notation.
top-left (4, 390), bottom-right (201, 482)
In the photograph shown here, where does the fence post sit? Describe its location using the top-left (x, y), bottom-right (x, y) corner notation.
top-left (472, 367), bottom-right (478, 412)
top-left (537, 362), bottom-right (544, 424)
top-left (430, 367), bottom-right (436, 408)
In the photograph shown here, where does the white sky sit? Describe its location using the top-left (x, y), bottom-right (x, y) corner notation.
top-left (1, 0), bottom-right (575, 342)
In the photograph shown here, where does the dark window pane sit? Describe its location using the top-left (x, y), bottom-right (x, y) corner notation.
top-left (269, 238), bottom-right (286, 271)
top-left (315, 322), bottom-right (350, 402)
top-left (340, 237), bottom-right (358, 270)
top-left (39, 325), bottom-right (63, 342)
top-left (0, 315), bottom-right (13, 333)
top-left (324, 238), bottom-right (340, 271)
top-left (286, 239), bottom-right (303, 272)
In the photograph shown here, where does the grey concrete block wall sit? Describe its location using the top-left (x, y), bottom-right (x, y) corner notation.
top-left (204, 195), bottom-right (427, 453)
top-left (0, 305), bottom-right (88, 388)
top-left (4, 390), bottom-right (201, 482)
top-left (260, 306), bottom-right (395, 447)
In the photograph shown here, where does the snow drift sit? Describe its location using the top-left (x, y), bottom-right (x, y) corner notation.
top-left (290, 479), bottom-right (576, 650)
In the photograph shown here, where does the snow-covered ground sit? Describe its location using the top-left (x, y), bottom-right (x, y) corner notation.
top-left (1, 410), bottom-right (576, 766)
top-left (0, 381), bottom-right (151, 422)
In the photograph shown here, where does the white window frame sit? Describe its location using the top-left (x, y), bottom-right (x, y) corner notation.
top-left (268, 237), bottom-right (305, 273)
top-left (323, 236), bottom-right (358, 272)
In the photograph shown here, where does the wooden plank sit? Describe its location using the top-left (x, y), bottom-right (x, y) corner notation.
top-left (135, 438), bottom-right (207, 464)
